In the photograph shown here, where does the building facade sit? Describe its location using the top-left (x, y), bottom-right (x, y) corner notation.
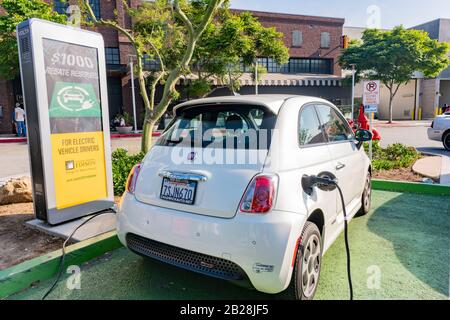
top-left (0, 1), bottom-right (349, 133)
top-left (343, 26), bottom-right (422, 121)
top-left (412, 19), bottom-right (450, 118)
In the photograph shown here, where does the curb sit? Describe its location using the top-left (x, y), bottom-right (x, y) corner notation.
top-left (372, 179), bottom-right (450, 196)
top-left (0, 231), bottom-right (122, 299)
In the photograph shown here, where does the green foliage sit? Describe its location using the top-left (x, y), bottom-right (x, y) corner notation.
top-left (111, 148), bottom-right (145, 195)
top-left (250, 64), bottom-right (268, 82)
top-left (365, 142), bottom-right (421, 171)
top-left (0, 0), bottom-right (66, 80)
top-left (192, 8), bottom-right (289, 90)
top-left (186, 78), bottom-right (212, 98)
top-left (340, 26), bottom-right (450, 83)
top-left (340, 26), bottom-right (450, 121)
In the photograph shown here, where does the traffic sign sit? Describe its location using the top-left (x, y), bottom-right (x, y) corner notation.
top-left (364, 105), bottom-right (378, 113)
top-left (363, 80), bottom-right (381, 106)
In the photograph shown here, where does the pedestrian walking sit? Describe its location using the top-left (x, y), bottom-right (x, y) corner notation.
top-left (14, 103), bottom-right (26, 137)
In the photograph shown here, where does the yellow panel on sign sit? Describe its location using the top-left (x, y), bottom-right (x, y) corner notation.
top-left (51, 131), bottom-right (107, 209)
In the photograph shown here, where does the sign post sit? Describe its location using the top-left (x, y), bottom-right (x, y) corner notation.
top-left (363, 80), bottom-right (380, 161)
top-left (17, 19), bottom-right (114, 225)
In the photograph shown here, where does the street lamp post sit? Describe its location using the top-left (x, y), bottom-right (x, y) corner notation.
top-left (129, 55), bottom-right (138, 133)
top-left (351, 64), bottom-right (356, 121)
top-left (255, 59), bottom-right (259, 95)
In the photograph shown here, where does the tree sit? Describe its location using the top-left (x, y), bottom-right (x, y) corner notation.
top-left (340, 26), bottom-right (450, 123)
top-left (82, 0), bottom-right (226, 153)
top-left (0, 0), bottom-right (66, 80)
top-left (188, 10), bottom-right (289, 97)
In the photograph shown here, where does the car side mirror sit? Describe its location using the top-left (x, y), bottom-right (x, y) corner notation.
top-left (355, 129), bottom-right (372, 149)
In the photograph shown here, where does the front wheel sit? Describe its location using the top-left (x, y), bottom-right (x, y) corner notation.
top-left (443, 131), bottom-right (450, 151)
top-left (356, 172), bottom-right (371, 217)
top-left (280, 222), bottom-right (322, 300)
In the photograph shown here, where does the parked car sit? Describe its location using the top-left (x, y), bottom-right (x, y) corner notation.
top-left (117, 95), bottom-right (372, 300)
top-left (428, 112), bottom-right (450, 151)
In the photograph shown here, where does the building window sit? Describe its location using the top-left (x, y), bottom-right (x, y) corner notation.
top-left (289, 58), bottom-right (332, 74)
top-left (320, 32), bottom-right (331, 48)
top-left (105, 48), bottom-right (120, 65)
top-left (88, 0), bottom-right (101, 20)
top-left (143, 55), bottom-right (161, 71)
top-left (292, 30), bottom-right (303, 47)
top-left (256, 57), bottom-right (268, 69)
top-left (54, 0), bottom-right (100, 19)
top-left (240, 57), bottom-right (332, 75)
top-left (53, 0), bottom-right (68, 14)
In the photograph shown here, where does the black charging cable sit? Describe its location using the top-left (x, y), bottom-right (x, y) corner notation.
top-left (41, 208), bottom-right (116, 300)
top-left (335, 183), bottom-right (353, 300)
top-left (302, 175), bottom-right (353, 300)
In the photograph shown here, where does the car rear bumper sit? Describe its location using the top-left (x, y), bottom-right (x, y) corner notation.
top-left (427, 128), bottom-right (443, 141)
top-left (116, 193), bottom-right (306, 294)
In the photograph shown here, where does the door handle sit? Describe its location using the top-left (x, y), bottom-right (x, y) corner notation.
top-left (336, 163), bottom-right (346, 170)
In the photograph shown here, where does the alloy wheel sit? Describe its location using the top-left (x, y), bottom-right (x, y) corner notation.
top-left (301, 234), bottom-right (321, 298)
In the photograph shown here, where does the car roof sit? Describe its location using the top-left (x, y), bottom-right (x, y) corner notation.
top-left (173, 95), bottom-right (332, 115)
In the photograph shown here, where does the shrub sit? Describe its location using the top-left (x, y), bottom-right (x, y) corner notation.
top-left (364, 142), bottom-right (420, 171)
top-left (112, 148), bottom-right (145, 195)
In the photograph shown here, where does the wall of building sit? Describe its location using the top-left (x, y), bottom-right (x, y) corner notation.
top-left (421, 78), bottom-right (440, 119)
top-left (353, 80), bottom-right (418, 120)
top-left (0, 79), bottom-right (14, 133)
top-left (439, 80), bottom-right (450, 108)
top-left (237, 10), bottom-right (344, 76)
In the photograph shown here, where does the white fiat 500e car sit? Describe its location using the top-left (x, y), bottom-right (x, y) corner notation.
top-left (428, 111), bottom-right (450, 151)
top-left (117, 95), bottom-right (372, 300)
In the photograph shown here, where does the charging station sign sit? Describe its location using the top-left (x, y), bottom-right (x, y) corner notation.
top-left (17, 19), bottom-right (113, 225)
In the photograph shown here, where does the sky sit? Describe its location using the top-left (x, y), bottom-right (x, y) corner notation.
top-left (230, 0), bottom-right (450, 29)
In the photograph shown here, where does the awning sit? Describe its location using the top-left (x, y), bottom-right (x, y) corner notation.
top-left (123, 72), bottom-right (343, 87)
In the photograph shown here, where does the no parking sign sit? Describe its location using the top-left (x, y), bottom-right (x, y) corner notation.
top-left (363, 80), bottom-right (380, 113)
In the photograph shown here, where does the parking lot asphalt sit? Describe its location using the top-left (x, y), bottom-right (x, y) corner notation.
top-left (9, 190), bottom-right (450, 300)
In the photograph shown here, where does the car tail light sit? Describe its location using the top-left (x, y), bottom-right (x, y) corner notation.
top-left (239, 175), bottom-right (278, 214)
top-left (126, 164), bottom-right (142, 194)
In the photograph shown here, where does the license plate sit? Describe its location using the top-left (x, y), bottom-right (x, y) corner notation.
top-left (160, 178), bottom-right (197, 205)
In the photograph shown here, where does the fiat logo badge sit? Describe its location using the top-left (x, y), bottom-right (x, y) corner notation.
top-left (187, 152), bottom-right (197, 161)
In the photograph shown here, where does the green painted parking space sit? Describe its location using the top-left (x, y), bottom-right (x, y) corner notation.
top-left (8, 190), bottom-right (450, 300)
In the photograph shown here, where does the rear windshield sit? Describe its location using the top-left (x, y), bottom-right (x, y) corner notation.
top-left (157, 104), bottom-right (277, 150)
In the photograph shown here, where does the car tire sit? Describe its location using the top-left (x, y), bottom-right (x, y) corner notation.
top-left (443, 131), bottom-right (450, 151)
top-left (356, 172), bottom-right (371, 217)
top-left (279, 222), bottom-right (322, 300)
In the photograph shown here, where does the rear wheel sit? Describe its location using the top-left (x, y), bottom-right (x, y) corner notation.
top-left (280, 222), bottom-right (322, 300)
top-left (443, 131), bottom-right (450, 151)
top-left (356, 172), bottom-right (371, 217)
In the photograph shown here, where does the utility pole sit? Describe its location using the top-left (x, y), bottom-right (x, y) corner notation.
top-left (129, 55), bottom-right (138, 133)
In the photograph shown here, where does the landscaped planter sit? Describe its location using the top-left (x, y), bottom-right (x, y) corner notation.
top-left (115, 126), bottom-right (133, 134)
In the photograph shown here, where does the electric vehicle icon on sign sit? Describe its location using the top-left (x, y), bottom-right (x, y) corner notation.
top-left (117, 95), bottom-right (372, 300)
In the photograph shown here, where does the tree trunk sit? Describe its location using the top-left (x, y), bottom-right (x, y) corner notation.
top-left (388, 89), bottom-right (394, 124)
top-left (141, 116), bottom-right (156, 153)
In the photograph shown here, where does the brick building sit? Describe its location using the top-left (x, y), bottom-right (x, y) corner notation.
top-left (0, 1), bottom-right (348, 133)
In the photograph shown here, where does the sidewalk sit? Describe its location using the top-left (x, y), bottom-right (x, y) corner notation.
top-left (373, 120), bottom-right (432, 128)
top-left (0, 131), bottom-right (161, 144)
top-left (412, 156), bottom-right (450, 186)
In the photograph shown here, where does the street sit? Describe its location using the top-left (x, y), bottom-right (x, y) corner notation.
top-left (374, 121), bottom-right (450, 157)
top-left (0, 137), bottom-right (143, 179)
top-left (1, 125), bottom-right (449, 179)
